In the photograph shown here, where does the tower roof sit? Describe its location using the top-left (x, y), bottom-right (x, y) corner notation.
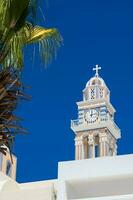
top-left (86, 76), bottom-right (106, 88)
top-left (83, 65), bottom-right (110, 102)
top-left (85, 65), bottom-right (108, 89)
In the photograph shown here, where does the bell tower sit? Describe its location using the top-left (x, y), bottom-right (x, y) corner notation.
top-left (71, 65), bottom-right (121, 160)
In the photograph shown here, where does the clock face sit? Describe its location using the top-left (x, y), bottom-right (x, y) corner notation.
top-left (85, 109), bottom-right (98, 123)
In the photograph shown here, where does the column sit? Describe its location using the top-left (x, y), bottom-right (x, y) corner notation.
top-left (109, 139), bottom-right (114, 156)
top-left (113, 143), bottom-right (117, 156)
top-left (84, 137), bottom-right (88, 159)
top-left (99, 133), bottom-right (109, 157)
top-left (75, 136), bottom-right (85, 160)
top-left (75, 137), bottom-right (79, 160)
top-left (88, 134), bottom-right (95, 158)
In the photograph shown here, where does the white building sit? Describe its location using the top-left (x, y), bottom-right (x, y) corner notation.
top-left (0, 65), bottom-right (133, 200)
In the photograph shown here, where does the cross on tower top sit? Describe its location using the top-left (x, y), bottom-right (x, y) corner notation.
top-left (93, 64), bottom-right (101, 77)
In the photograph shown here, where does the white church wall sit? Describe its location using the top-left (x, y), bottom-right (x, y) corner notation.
top-left (0, 171), bottom-right (57, 200)
top-left (57, 155), bottom-right (133, 200)
top-left (0, 187), bottom-right (54, 200)
top-left (19, 179), bottom-right (57, 190)
top-left (73, 194), bottom-right (133, 200)
top-left (0, 171), bottom-right (19, 192)
top-left (0, 179), bottom-right (57, 200)
top-left (56, 180), bottom-right (68, 200)
top-left (58, 154), bottom-right (133, 180)
top-left (66, 175), bottom-right (133, 199)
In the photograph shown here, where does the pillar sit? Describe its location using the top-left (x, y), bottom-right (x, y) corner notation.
top-left (99, 133), bottom-right (109, 157)
top-left (75, 136), bottom-right (85, 160)
top-left (88, 134), bottom-right (95, 158)
top-left (113, 143), bottom-right (117, 156)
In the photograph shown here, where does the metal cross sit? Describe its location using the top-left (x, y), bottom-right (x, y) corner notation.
top-left (93, 64), bottom-right (101, 77)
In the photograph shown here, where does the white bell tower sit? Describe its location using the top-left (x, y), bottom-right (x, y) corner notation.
top-left (71, 65), bottom-right (121, 160)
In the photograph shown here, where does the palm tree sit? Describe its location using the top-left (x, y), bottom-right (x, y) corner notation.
top-left (0, 0), bottom-right (62, 156)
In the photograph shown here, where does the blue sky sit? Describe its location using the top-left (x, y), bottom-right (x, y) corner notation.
top-left (15, 0), bottom-right (133, 182)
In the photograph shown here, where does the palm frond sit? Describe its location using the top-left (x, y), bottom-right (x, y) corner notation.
top-left (25, 25), bottom-right (63, 65)
top-left (0, 0), bottom-right (39, 66)
top-left (1, 24), bottom-right (62, 68)
top-left (0, 0), bottom-right (62, 69)
top-left (4, 0), bottom-right (29, 30)
top-left (0, 68), bottom-right (28, 155)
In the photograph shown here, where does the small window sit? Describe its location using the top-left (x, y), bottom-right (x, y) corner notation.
top-left (99, 88), bottom-right (104, 98)
top-left (98, 80), bottom-right (102, 85)
top-left (91, 89), bottom-right (95, 99)
top-left (95, 145), bottom-right (99, 157)
top-left (6, 160), bottom-right (12, 177)
top-left (92, 80), bottom-right (96, 85)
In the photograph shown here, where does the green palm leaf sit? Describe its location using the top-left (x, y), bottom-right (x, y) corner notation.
top-left (2, 24), bottom-right (62, 68)
top-left (25, 25), bottom-right (62, 65)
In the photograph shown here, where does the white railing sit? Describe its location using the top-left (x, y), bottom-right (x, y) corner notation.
top-left (71, 116), bottom-right (110, 127)
top-left (71, 116), bottom-right (121, 139)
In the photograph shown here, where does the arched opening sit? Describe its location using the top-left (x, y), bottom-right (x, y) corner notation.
top-left (95, 135), bottom-right (99, 157)
top-left (6, 160), bottom-right (12, 177)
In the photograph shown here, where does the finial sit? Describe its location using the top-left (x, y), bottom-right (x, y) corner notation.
top-left (93, 64), bottom-right (101, 77)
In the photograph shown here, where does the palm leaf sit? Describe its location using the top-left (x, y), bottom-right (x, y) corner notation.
top-left (0, 68), bottom-right (28, 155)
top-left (0, 0), bottom-right (38, 66)
top-left (2, 0), bottom-right (35, 30)
top-left (2, 24), bottom-right (62, 68)
top-left (25, 25), bottom-right (63, 65)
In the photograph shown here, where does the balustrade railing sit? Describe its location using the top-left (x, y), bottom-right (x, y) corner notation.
top-left (71, 115), bottom-right (119, 131)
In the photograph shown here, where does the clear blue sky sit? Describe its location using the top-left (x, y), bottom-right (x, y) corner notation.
top-left (15, 0), bottom-right (133, 183)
